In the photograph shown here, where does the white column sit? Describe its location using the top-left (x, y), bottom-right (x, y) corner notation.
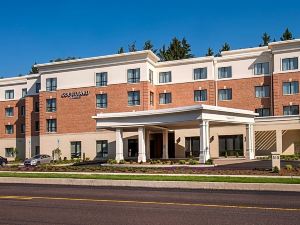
top-left (138, 127), bottom-right (147, 162)
top-left (146, 129), bottom-right (151, 160)
top-left (246, 124), bottom-right (255, 160)
top-left (276, 130), bottom-right (283, 154)
top-left (115, 128), bottom-right (124, 162)
top-left (199, 120), bottom-right (210, 163)
top-left (162, 129), bottom-right (168, 159)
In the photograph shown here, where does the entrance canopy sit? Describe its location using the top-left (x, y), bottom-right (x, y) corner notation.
top-left (92, 104), bottom-right (257, 129)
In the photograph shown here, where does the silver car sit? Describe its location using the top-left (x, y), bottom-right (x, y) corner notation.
top-left (24, 154), bottom-right (53, 166)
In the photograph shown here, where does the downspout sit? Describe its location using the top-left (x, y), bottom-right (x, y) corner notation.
top-left (213, 59), bottom-right (218, 106)
top-left (271, 50), bottom-right (275, 116)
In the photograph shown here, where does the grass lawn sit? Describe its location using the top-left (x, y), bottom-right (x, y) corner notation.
top-left (0, 172), bottom-right (299, 184)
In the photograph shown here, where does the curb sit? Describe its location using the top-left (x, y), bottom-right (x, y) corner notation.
top-left (0, 177), bottom-right (299, 192)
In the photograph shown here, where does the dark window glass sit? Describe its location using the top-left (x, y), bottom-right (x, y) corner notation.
top-left (283, 81), bottom-right (299, 95)
top-left (194, 68), bottom-right (207, 80)
top-left (218, 66), bottom-right (232, 79)
top-left (47, 119), bottom-right (57, 132)
top-left (255, 108), bottom-right (270, 117)
top-left (5, 107), bottom-right (14, 117)
top-left (128, 91), bottom-right (140, 106)
top-left (46, 78), bottom-right (57, 91)
top-left (96, 94), bottom-right (107, 108)
top-left (159, 71), bottom-right (172, 83)
top-left (46, 99), bottom-right (56, 112)
top-left (218, 89), bottom-right (232, 100)
top-left (194, 90), bottom-right (207, 101)
top-left (71, 141), bottom-right (81, 158)
top-left (5, 90), bottom-right (14, 99)
top-left (159, 93), bottom-right (172, 104)
top-left (96, 140), bottom-right (108, 158)
top-left (283, 105), bottom-right (299, 115)
top-left (127, 69), bottom-right (140, 83)
top-left (96, 72), bottom-right (108, 86)
top-left (5, 125), bottom-right (14, 134)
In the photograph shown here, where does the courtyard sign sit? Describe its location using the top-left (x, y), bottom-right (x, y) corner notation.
top-left (61, 90), bottom-right (90, 99)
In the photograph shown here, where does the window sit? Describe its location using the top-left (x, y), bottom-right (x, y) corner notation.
top-left (46, 78), bottom-right (57, 91)
top-left (218, 89), bottom-right (232, 101)
top-left (283, 81), bottom-right (299, 95)
top-left (5, 107), bottom-right (14, 117)
top-left (218, 66), bottom-right (232, 79)
top-left (35, 83), bottom-right (41, 93)
top-left (194, 68), bottom-right (207, 80)
top-left (20, 106), bottom-right (25, 116)
top-left (159, 93), bottom-right (172, 104)
top-left (283, 105), bottom-right (299, 115)
top-left (35, 102), bottom-right (39, 112)
top-left (149, 69), bottom-right (153, 84)
top-left (255, 108), bottom-right (270, 117)
top-left (159, 71), bottom-right (172, 83)
top-left (127, 68), bottom-right (140, 83)
top-left (5, 125), bottom-right (14, 134)
top-left (282, 57), bottom-right (298, 71)
top-left (150, 92), bottom-right (154, 106)
top-left (219, 135), bottom-right (243, 157)
top-left (5, 148), bottom-right (14, 157)
top-left (5, 90), bottom-right (14, 99)
top-left (128, 91), bottom-right (140, 106)
top-left (96, 94), bottom-right (107, 108)
top-left (194, 90), bottom-right (207, 102)
top-left (128, 139), bottom-right (138, 157)
top-left (254, 62), bottom-right (269, 75)
top-left (185, 137), bottom-right (200, 157)
top-left (21, 124), bottom-right (25, 134)
top-left (71, 141), bottom-right (81, 159)
top-left (22, 88), bottom-right (27, 98)
top-left (35, 121), bottom-right (40, 132)
top-left (46, 99), bottom-right (57, 112)
top-left (96, 72), bottom-right (108, 86)
top-left (96, 140), bottom-right (108, 158)
top-left (255, 85), bottom-right (270, 98)
top-left (46, 119), bottom-right (57, 132)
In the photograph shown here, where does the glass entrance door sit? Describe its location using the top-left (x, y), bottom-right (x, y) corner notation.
top-left (219, 135), bottom-right (243, 157)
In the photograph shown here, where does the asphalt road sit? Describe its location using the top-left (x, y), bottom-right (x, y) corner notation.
top-left (0, 184), bottom-right (299, 225)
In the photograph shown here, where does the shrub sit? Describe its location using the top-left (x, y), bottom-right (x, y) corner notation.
top-left (156, 160), bottom-right (161, 164)
top-left (129, 160), bottom-right (134, 164)
top-left (225, 152), bottom-right (228, 158)
top-left (235, 152), bottom-right (239, 158)
top-left (119, 160), bottom-right (126, 164)
top-left (63, 157), bottom-right (67, 161)
top-left (107, 159), bottom-right (117, 164)
top-left (179, 160), bottom-right (186, 165)
top-left (188, 159), bottom-right (198, 165)
top-left (285, 164), bottom-right (293, 171)
top-left (205, 159), bottom-right (214, 165)
top-left (149, 160), bottom-right (156, 164)
top-left (170, 161), bottom-right (174, 165)
top-left (272, 166), bottom-right (279, 173)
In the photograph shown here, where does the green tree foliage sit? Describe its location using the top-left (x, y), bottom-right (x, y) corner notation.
top-left (29, 62), bottom-right (39, 74)
top-left (117, 47), bottom-right (125, 54)
top-left (143, 40), bottom-right (156, 53)
top-left (158, 37), bottom-right (193, 61)
top-left (128, 41), bottom-right (137, 52)
top-left (280, 28), bottom-right (293, 41)
top-left (206, 48), bottom-right (214, 56)
top-left (260, 32), bottom-right (271, 46)
top-left (220, 42), bottom-right (230, 52)
top-left (49, 57), bottom-right (78, 62)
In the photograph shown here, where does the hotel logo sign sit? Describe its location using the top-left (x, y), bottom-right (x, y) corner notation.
top-left (61, 90), bottom-right (90, 99)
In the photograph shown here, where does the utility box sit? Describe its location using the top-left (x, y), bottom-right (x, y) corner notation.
top-left (271, 152), bottom-right (280, 170)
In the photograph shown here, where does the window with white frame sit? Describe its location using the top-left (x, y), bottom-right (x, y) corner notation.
top-left (127, 68), bottom-right (140, 83)
top-left (96, 94), bottom-right (107, 108)
top-left (5, 90), bottom-right (14, 99)
top-left (96, 72), bottom-right (108, 86)
top-left (46, 99), bottom-right (57, 112)
top-left (255, 85), bottom-right (270, 98)
top-left (283, 81), bottom-right (299, 95)
top-left (128, 91), bottom-right (140, 106)
top-left (254, 62), bottom-right (269, 75)
top-left (218, 89), bottom-right (232, 100)
top-left (159, 71), bottom-right (172, 83)
top-left (282, 57), bottom-right (298, 71)
top-left (193, 68), bottom-right (207, 80)
top-left (283, 105), bottom-right (299, 115)
top-left (46, 78), bottom-right (57, 91)
top-left (149, 69), bottom-right (153, 84)
top-left (194, 90), bottom-right (207, 101)
top-left (47, 119), bottom-right (57, 132)
top-left (159, 93), bottom-right (172, 104)
top-left (218, 66), bottom-right (232, 79)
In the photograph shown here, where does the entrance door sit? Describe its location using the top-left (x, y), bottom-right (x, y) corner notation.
top-left (219, 135), bottom-right (243, 157)
top-left (150, 133), bottom-right (163, 158)
top-left (185, 137), bottom-right (200, 157)
top-left (128, 139), bottom-right (138, 157)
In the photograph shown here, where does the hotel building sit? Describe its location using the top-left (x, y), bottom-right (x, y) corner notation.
top-left (1, 39), bottom-right (300, 162)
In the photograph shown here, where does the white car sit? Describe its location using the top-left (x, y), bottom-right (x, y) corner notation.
top-left (24, 154), bottom-right (53, 166)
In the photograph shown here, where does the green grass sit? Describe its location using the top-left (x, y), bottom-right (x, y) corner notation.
top-left (0, 172), bottom-right (299, 184)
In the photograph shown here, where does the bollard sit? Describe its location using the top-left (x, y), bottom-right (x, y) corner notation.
top-left (271, 152), bottom-right (280, 171)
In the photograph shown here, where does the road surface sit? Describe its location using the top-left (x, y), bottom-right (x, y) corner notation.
top-left (0, 184), bottom-right (299, 225)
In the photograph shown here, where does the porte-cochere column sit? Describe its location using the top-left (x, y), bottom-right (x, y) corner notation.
top-left (199, 120), bottom-right (210, 163)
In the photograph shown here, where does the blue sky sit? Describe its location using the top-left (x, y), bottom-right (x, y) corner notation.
top-left (0, 0), bottom-right (299, 77)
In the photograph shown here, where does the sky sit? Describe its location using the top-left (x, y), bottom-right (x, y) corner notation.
top-left (0, 0), bottom-right (300, 77)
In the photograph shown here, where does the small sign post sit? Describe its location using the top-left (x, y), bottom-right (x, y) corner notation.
top-left (271, 152), bottom-right (280, 171)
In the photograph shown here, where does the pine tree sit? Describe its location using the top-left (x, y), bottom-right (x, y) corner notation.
top-left (280, 28), bottom-right (293, 41)
top-left (117, 47), bottom-right (124, 54)
top-left (128, 41), bottom-right (137, 52)
top-left (29, 63), bottom-right (39, 74)
top-left (261, 32), bottom-right (271, 46)
top-left (220, 42), bottom-right (230, 52)
top-left (206, 48), bottom-right (214, 56)
top-left (143, 40), bottom-right (156, 53)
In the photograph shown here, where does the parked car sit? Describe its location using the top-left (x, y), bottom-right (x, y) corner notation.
top-left (0, 156), bottom-right (8, 167)
top-left (24, 154), bottom-right (53, 166)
